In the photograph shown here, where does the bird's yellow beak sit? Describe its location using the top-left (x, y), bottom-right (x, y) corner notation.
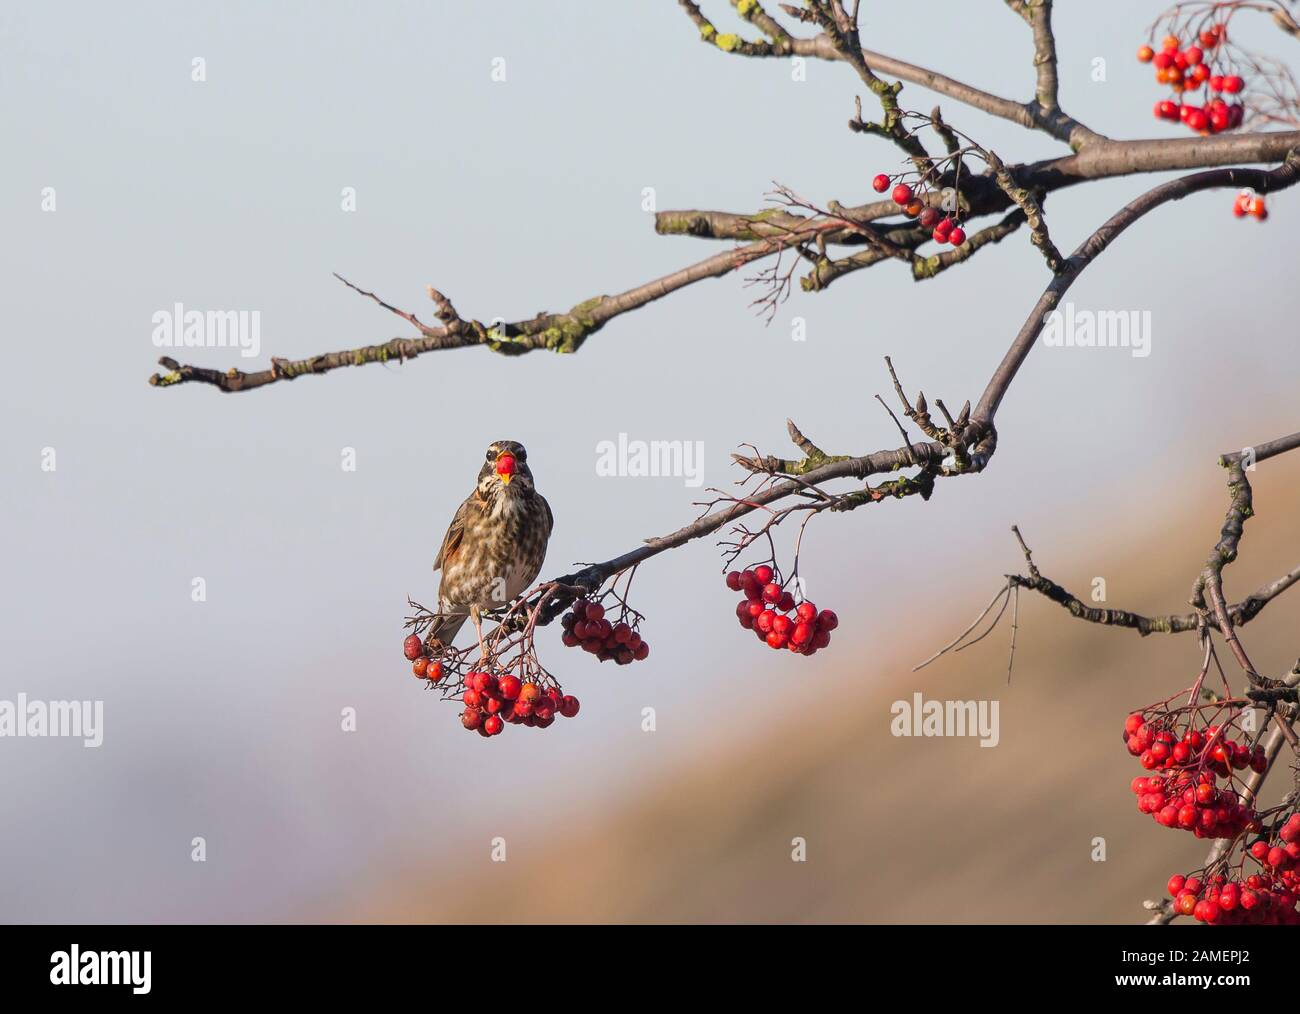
top-left (499, 472), bottom-right (512, 485)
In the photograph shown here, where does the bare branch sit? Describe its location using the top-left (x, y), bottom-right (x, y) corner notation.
top-left (974, 149), bottom-right (1300, 423)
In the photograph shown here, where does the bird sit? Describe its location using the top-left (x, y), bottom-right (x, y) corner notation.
top-left (427, 440), bottom-right (553, 651)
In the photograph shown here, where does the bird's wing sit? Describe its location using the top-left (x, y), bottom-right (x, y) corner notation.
top-left (539, 492), bottom-right (554, 538)
top-left (433, 494), bottom-right (476, 572)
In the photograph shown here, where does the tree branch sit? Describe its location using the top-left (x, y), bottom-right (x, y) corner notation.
top-left (974, 150), bottom-right (1300, 423)
top-left (1005, 0), bottom-right (1062, 113)
top-left (1010, 562), bottom-right (1300, 636)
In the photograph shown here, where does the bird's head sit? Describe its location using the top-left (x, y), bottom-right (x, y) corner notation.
top-left (476, 440), bottom-right (535, 499)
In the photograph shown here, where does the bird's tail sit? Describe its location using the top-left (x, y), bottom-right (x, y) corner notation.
top-left (426, 610), bottom-right (468, 653)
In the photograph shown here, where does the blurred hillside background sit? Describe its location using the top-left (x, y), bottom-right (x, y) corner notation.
top-left (2, 1), bottom-right (1297, 923)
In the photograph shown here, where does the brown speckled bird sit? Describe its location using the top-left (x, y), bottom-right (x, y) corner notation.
top-left (427, 440), bottom-right (553, 650)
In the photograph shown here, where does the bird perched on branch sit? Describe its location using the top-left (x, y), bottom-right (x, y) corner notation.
top-left (427, 440), bottom-right (553, 651)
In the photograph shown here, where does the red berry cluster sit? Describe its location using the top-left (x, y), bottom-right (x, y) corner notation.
top-left (1139, 29), bottom-right (1245, 134)
top-left (1232, 188), bottom-right (1268, 221)
top-left (870, 175), bottom-right (966, 246)
top-left (1123, 713), bottom-right (1265, 839)
top-left (458, 670), bottom-right (579, 738)
top-left (1129, 772), bottom-right (1256, 839)
top-left (559, 599), bottom-right (650, 665)
top-left (404, 632), bottom-right (447, 683)
top-left (726, 565), bottom-right (839, 655)
top-left (1166, 868), bottom-right (1300, 925)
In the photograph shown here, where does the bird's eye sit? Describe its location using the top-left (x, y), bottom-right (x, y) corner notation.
top-left (486, 449), bottom-right (496, 462)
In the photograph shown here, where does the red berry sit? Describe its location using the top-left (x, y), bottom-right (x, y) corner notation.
top-left (483, 715), bottom-right (503, 736)
top-left (796, 602), bottom-right (818, 623)
top-left (1184, 45), bottom-right (1203, 66)
top-left (498, 675), bottom-right (522, 701)
top-left (1167, 874), bottom-right (1186, 897)
top-left (1222, 75), bottom-right (1244, 94)
top-left (753, 565), bottom-right (774, 585)
top-left (791, 621), bottom-right (813, 646)
top-left (1137, 44), bottom-right (1154, 63)
top-left (559, 695), bottom-right (580, 718)
top-left (725, 571), bottom-right (743, 591)
top-left (918, 206), bottom-right (940, 228)
top-left (585, 602), bottom-right (605, 622)
top-left (777, 591), bottom-right (796, 613)
top-left (634, 642), bottom-right (649, 661)
top-left (412, 657), bottom-right (429, 678)
top-left (427, 660), bottom-right (445, 682)
top-left (403, 634), bottom-right (424, 661)
top-left (762, 582), bottom-right (782, 604)
top-left (933, 217), bottom-right (953, 238)
top-left (816, 609), bottom-right (839, 631)
top-left (518, 682), bottom-right (541, 705)
top-left (891, 183), bottom-right (913, 206)
top-left (947, 227), bottom-right (966, 246)
top-left (461, 709), bottom-right (482, 731)
top-left (872, 173), bottom-right (890, 193)
top-left (1186, 108), bottom-right (1208, 131)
